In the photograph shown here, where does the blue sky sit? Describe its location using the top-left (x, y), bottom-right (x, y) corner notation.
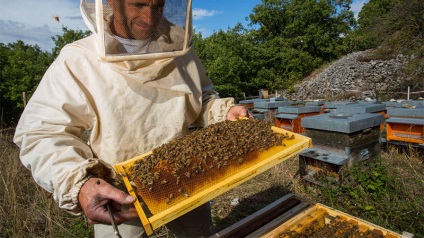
top-left (0, 0), bottom-right (368, 52)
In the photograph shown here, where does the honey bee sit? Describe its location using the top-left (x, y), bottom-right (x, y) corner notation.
top-left (166, 193), bottom-right (174, 204)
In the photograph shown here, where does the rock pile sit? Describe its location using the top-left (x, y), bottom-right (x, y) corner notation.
top-left (288, 50), bottom-right (414, 100)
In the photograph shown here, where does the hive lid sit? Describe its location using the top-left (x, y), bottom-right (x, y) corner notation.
top-left (301, 113), bottom-right (384, 133)
top-left (254, 101), bottom-right (295, 109)
top-left (278, 106), bottom-right (322, 114)
top-left (275, 113), bottom-right (299, 120)
top-left (300, 148), bottom-right (348, 165)
top-left (324, 101), bottom-right (358, 109)
top-left (306, 101), bottom-right (326, 106)
top-left (252, 98), bottom-right (268, 102)
top-left (336, 103), bottom-right (386, 113)
top-left (387, 107), bottom-right (424, 118)
top-left (386, 117), bottom-right (424, 125)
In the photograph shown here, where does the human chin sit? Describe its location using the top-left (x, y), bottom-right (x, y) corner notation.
top-left (132, 24), bottom-right (153, 40)
top-left (132, 30), bottom-right (152, 40)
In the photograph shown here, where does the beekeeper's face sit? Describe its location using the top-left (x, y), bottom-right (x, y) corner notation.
top-left (108, 0), bottom-right (165, 40)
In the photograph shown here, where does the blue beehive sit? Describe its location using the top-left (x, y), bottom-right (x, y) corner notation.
top-left (301, 112), bottom-right (384, 165)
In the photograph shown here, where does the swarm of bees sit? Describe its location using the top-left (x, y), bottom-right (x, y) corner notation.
top-left (129, 118), bottom-right (294, 208)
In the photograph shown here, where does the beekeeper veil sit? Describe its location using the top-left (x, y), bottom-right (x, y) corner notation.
top-left (80, 0), bottom-right (192, 62)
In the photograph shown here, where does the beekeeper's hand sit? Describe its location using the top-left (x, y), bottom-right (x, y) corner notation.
top-left (226, 105), bottom-right (253, 120)
top-left (78, 177), bottom-right (138, 224)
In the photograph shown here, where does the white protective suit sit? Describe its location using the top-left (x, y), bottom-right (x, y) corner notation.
top-left (14, 0), bottom-right (234, 237)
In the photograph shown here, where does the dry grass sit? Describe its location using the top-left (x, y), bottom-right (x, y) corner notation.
top-left (0, 129), bottom-right (93, 238)
top-left (1, 128), bottom-right (423, 237)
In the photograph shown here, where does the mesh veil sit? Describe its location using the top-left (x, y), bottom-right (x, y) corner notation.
top-left (81, 0), bottom-right (192, 62)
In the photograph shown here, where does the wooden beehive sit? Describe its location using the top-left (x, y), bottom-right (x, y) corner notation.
top-left (385, 107), bottom-right (424, 145)
top-left (212, 194), bottom-right (405, 238)
top-left (259, 203), bottom-right (403, 238)
top-left (113, 124), bottom-right (312, 235)
top-left (275, 106), bottom-right (322, 134)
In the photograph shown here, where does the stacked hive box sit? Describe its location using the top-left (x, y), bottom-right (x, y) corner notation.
top-left (253, 100), bottom-right (297, 124)
top-left (275, 106), bottom-right (322, 134)
top-left (385, 106), bottom-right (424, 147)
top-left (299, 112), bottom-right (384, 183)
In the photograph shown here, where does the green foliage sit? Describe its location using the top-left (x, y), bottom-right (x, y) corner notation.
top-left (313, 157), bottom-right (424, 236)
top-left (0, 27), bottom-right (90, 126)
top-left (194, 25), bottom-right (261, 98)
top-left (51, 26), bottom-right (91, 58)
top-left (194, 0), bottom-right (356, 97)
top-left (0, 41), bottom-right (52, 126)
top-left (348, 0), bottom-right (423, 55)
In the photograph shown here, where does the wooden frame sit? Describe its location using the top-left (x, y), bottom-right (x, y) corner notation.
top-left (114, 127), bottom-right (312, 235)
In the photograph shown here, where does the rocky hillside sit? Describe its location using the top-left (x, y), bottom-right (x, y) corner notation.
top-left (287, 50), bottom-right (417, 101)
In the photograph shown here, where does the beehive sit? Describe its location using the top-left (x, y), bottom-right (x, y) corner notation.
top-left (275, 106), bottom-right (322, 134)
top-left (385, 107), bottom-right (424, 146)
top-left (299, 148), bottom-right (349, 185)
top-left (212, 194), bottom-right (404, 238)
top-left (114, 119), bottom-right (312, 235)
top-left (301, 112), bottom-right (384, 165)
top-left (267, 203), bottom-right (403, 238)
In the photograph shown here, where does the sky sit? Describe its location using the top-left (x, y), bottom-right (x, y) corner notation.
top-left (0, 0), bottom-right (369, 52)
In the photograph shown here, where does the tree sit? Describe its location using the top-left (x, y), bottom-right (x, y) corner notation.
top-left (0, 27), bottom-right (91, 126)
top-left (51, 26), bottom-right (91, 58)
top-left (194, 25), bottom-right (262, 98)
top-left (248, 0), bottom-right (355, 91)
top-left (0, 41), bottom-right (51, 126)
top-left (346, 0), bottom-right (393, 51)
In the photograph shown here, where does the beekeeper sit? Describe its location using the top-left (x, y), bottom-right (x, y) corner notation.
top-left (13, 0), bottom-right (250, 237)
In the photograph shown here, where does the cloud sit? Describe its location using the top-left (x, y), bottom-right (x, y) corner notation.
top-left (0, 0), bottom-right (87, 51)
top-left (193, 8), bottom-right (222, 20)
top-left (193, 24), bottom-right (212, 37)
top-left (0, 19), bottom-right (57, 51)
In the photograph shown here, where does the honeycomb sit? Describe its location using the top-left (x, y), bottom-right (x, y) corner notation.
top-left (279, 215), bottom-right (386, 238)
top-left (125, 118), bottom-right (296, 215)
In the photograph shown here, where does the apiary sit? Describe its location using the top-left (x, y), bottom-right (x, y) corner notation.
top-left (385, 107), bottom-right (424, 146)
top-left (113, 119), bottom-right (312, 235)
top-left (274, 106), bottom-right (322, 134)
top-left (211, 193), bottom-right (404, 238)
top-left (301, 113), bottom-right (384, 166)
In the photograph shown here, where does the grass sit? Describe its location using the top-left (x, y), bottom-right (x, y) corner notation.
top-left (1, 128), bottom-right (423, 237)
